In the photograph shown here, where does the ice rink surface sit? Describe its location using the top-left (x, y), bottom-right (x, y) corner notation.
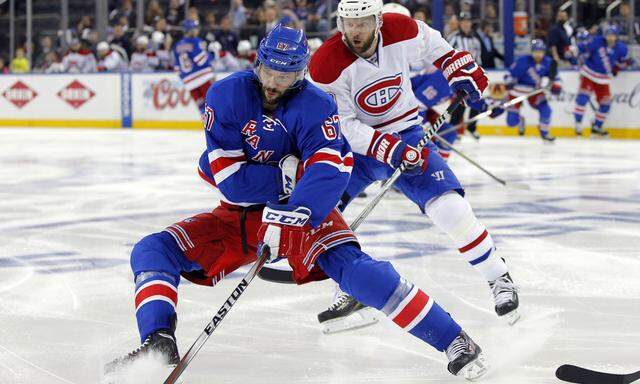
top-left (1, 128), bottom-right (639, 384)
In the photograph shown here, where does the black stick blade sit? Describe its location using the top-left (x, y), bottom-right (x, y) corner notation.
top-left (555, 364), bottom-right (635, 384)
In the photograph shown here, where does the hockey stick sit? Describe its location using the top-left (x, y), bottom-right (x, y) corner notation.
top-left (556, 364), bottom-right (640, 384)
top-left (438, 88), bottom-right (547, 138)
top-left (258, 94), bottom-right (466, 283)
top-left (163, 247), bottom-right (270, 384)
top-left (433, 133), bottom-right (531, 190)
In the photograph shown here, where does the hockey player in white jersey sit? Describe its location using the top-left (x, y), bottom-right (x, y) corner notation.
top-left (129, 35), bottom-right (160, 72)
top-left (61, 38), bottom-right (97, 73)
top-left (309, 0), bottom-right (519, 333)
top-left (96, 41), bottom-right (127, 72)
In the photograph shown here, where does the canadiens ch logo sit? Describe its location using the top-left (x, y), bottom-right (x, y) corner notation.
top-left (355, 73), bottom-right (403, 116)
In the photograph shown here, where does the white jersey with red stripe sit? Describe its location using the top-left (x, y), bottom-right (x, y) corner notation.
top-left (172, 37), bottom-right (214, 91)
top-left (62, 49), bottom-right (97, 73)
top-left (129, 50), bottom-right (160, 72)
top-left (97, 50), bottom-right (126, 72)
top-left (309, 13), bottom-right (454, 156)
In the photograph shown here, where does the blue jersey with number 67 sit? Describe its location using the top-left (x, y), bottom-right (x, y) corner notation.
top-left (199, 70), bottom-right (354, 227)
top-left (172, 37), bottom-right (214, 91)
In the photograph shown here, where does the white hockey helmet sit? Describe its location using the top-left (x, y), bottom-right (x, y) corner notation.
top-left (381, 3), bottom-right (411, 17)
top-left (151, 31), bottom-right (165, 45)
top-left (237, 40), bottom-right (252, 55)
top-left (337, 0), bottom-right (383, 19)
top-left (97, 41), bottom-right (110, 52)
top-left (136, 35), bottom-right (149, 47)
top-left (337, 0), bottom-right (384, 35)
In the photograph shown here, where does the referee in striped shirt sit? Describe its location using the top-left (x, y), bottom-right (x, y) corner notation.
top-left (448, 12), bottom-right (485, 139)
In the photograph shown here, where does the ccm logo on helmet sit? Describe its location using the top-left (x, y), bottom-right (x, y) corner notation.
top-left (355, 73), bottom-right (403, 116)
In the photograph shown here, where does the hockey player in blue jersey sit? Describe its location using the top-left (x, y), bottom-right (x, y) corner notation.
top-left (504, 39), bottom-right (562, 142)
top-left (104, 25), bottom-right (488, 380)
top-left (574, 25), bottom-right (631, 137)
top-left (173, 19), bottom-right (214, 116)
top-left (410, 67), bottom-right (457, 160)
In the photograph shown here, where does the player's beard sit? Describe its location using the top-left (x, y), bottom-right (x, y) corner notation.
top-left (261, 86), bottom-right (285, 109)
top-left (345, 31), bottom-right (377, 58)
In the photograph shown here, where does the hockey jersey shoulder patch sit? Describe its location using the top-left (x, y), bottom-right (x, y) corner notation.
top-left (309, 33), bottom-right (358, 84)
top-left (381, 13), bottom-right (419, 47)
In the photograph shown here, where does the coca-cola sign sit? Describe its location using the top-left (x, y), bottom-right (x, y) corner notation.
top-left (144, 78), bottom-right (193, 110)
top-left (2, 80), bottom-right (38, 109)
top-left (57, 80), bottom-right (95, 109)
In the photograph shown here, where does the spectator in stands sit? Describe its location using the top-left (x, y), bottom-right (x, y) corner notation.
top-left (215, 16), bottom-right (239, 55)
top-left (109, 0), bottom-right (136, 26)
top-left (483, 3), bottom-right (498, 30)
top-left (293, 0), bottom-right (310, 27)
top-left (154, 17), bottom-right (171, 36)
top-left (230, 0), bottom-right (248, 31)
top-left (117, 15), bottom-right (131, 33)
top-left (261, 6), bottom-right (280, 38)
top-left (34, 35), bottom-right (55, 70)
top-left (0, 56), bottom-right (8, 74)
top-left (62, 38), bottom-right (97, 73)
top-left (413, 9), bottom-right (427, 23)
top-left (110, 24), bottom-right (133, 58)
top-left (547, 10), bottom-right (573, 64)
top-left (43, 52), bottom-right (64, 73)
top-left (86, 30), bottom-right (100, 50)
top-left (611, 2), bottom-right (640, 43)
top-left (10, 48), bottom-right (30, 73)
top-left (97, 41), bottom-right (126, 72)
top-left (166, 0), bottom-right (185, 29)
top-left (444, 3), bottom-right (456, 19)
top-left (187, 7), bottom-right (200, 24)
top-left (478, 20), bottom-right (503, 68)
top-left (535, 2), bottom-right (553, 39)
top-left (77, 16), bottom-right (93, 42)
top-left (145, 0), bottom-right (164, 26)
top-left (204, 11), bottom-right (218, 44)
top-left (152, 31), bottom-right (173, 70)
top-left (444, 14), bottom-right (459, 38)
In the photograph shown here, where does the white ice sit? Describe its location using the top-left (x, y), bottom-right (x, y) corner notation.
top-left (1, 128), bottom-right (639, 384)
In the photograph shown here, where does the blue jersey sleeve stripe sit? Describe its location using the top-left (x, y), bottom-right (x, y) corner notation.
top-left (303, 148), bottom-right (354, 174)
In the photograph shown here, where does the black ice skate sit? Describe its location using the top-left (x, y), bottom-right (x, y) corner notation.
top-left (317, 290), bottom-right (379, 334)
top-left (445, 330), bottom-right (488, 380)
top-left (104, 329), bottom-right (180, 374)
top-left (591, 125), bottom-right (609, 137)
top-left (540, 130), bottom-right (556, 143)
top-left (490, 272), bottom-right (520, 325)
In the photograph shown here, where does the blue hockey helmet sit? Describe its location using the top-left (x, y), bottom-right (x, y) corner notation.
top-left (256, 24), bottom-right (310, 73)
top-left (182, 19), bottom-right (200, 32)
top-left (604, 24), bottom-right (619, 36)
top-left (531, 39), bottom-right (546, 52)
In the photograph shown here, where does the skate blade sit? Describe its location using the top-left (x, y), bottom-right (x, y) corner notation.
top-left (101, 363), bottom-right (184, 384)
top-left (501, 309), bottom-right (521, 326)
top-left (458, 352), bottom-right (489, 381)
top-left (321, 307), bottom-right (380, 334)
